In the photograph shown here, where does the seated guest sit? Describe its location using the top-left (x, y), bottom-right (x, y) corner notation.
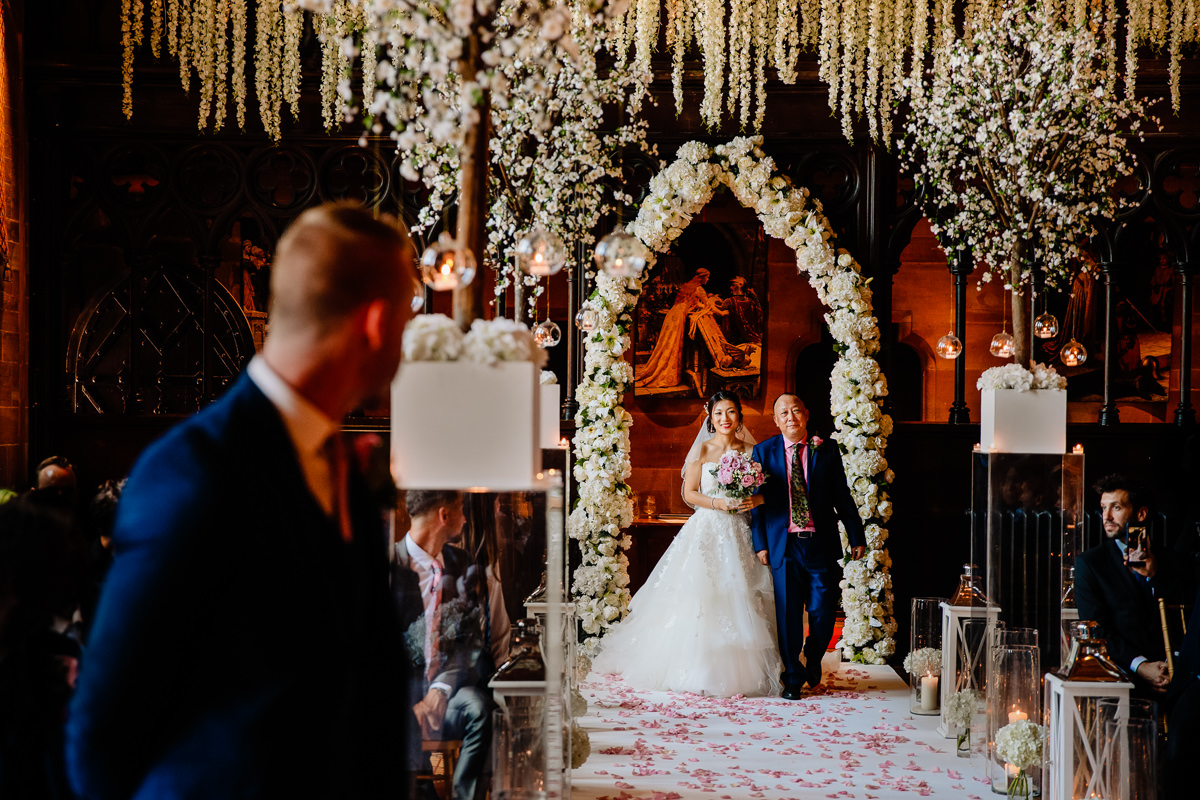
top-left (1076, 474), bottom-right (1192, 697)
top-left (33, 455), bottom-right (78, 509)
top-left (0, 498), bottom-right (80, 799)
top-left (394, 490), bottom-right (511, 800)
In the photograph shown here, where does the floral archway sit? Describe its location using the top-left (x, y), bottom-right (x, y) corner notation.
top-left (568, 137), bottom-right (897, 664)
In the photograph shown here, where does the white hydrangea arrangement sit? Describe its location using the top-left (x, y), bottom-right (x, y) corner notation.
top-left (401, 314), bottom-right (465, 362)
top-left (540, 370), bottom-right (558, 386)
top-left (401, 314), bottom-right (547, 368)
top-left (945, 688), bottom-right (979, 753)
top-left (976, 363), bottom-right (1067, 393)
top-left (572, 136), bottom-right (896, 663)
top-left (902, 646), bottom-right (942, 677)
top-left (995, 718), bottom-right (1045, 797)
top-left (461, 318), bottom-right (548, 367)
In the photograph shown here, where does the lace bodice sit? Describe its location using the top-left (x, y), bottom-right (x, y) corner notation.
top-left (700, 465), bottom-right (725, 499)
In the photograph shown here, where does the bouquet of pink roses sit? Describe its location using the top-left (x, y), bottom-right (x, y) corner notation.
top-left (714, 450), bottom-right (766, 503)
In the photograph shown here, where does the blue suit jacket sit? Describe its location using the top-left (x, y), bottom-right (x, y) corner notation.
top-left (66, 374), bottom-right (407, 800)
top-left (750, 434), bottom-right (866, 570)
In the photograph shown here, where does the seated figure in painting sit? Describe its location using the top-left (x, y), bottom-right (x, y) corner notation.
top-left (593, 391), bottom-right (782, 697)
top-left (393, 490), bottom-right (512, 800)
top-left (1075, 474), bottom-right (1194, 698)
top-left (720, 276), bottom-right (762, 345)
top-left (636, 269), bottom-right (714, 390)
top-left (637, 268), bottom-right (754, 394)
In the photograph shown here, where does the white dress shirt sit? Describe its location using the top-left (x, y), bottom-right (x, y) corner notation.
top-left (247, 356), bottom-right (340, 516)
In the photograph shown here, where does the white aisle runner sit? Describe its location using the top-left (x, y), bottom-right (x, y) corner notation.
top-left (573, 660), bottom-right (994, 800)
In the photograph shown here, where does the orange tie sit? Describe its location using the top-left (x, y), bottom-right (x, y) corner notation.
top-left (324, 433), bottom-right (353, 543)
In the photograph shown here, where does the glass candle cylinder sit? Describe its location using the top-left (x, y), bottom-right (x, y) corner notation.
top-left (988, 643), bottom-right (1041, 795)
top-left (909, 597), bottom-right (945, 715)
top-left (1104, 716), bottom-right (1157, 800)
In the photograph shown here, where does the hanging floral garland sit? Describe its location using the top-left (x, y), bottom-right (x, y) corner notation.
top-left (570, 136), bottom-right (897, 664)
top-left (605, 0), bottom-right (1200, 143)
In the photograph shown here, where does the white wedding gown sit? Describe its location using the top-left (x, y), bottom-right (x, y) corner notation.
top-left (593, 463), bottom-right (783, 697)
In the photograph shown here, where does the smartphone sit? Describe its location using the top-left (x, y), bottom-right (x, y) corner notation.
top-left (1125, 525), bottom-right (1148, 568)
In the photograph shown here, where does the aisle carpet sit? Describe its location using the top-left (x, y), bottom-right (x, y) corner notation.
top-left (573, 658), bottom-right (994, 800)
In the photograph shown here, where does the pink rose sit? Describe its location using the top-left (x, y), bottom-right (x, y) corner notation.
top-left (717, 467), bottom-right (733, 484)
top-left (811, 435), bottom-right (824, 448)
top-left (740, 473), bottom-right (755, 487)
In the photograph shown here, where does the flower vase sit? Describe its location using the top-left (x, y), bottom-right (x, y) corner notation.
top-left (957, 729), bottom-right (971, 758)
top-left (1007, 767), bottom-right (1032, 799)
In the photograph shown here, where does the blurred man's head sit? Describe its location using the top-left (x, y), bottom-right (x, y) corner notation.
top-left (265, 202), bottom-right (419, 413)
top-left (34, 456), bottom-right (78, 507)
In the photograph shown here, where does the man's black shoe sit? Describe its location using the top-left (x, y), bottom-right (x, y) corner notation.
top-left (781, 684), bottom-right (803, 700)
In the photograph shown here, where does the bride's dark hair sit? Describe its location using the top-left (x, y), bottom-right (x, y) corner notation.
top-left (705, 390), bottom-right (743, 433)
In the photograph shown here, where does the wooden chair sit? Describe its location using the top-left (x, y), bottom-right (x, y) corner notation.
top-left (417, 739), bottom-right (462, 800)
top-left (1159, 599), bottom-right (1189, 680)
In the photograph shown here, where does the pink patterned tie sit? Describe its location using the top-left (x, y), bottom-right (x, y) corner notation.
top-left (427, 561), bottom-right (443, 683)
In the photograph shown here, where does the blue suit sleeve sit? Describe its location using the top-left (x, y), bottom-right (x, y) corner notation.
top-left (750, 442), bottom-right (768, 554)
top-left (827, 446), bottom-right (867, 549)
top-left (66, 433), bottom-right (217, 800)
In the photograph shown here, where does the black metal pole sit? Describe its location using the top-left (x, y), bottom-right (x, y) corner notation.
top-left (1175, 263), bottom-right (1195, 426)
top-left (1099, 261), bottom-right (1119, 426)
top-left (948, 249), bottom-right (972, 424)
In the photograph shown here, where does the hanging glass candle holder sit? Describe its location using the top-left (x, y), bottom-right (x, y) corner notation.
top-left (1060, 338), bottom-right (1088, 366)
top-left (936, 331), bottom-right (963, 359)
top-left (1033, 312), bottom-right (1059, 339)
top-left (574, 304), bottom-right (598, 332)
top-left (533, 319), bottom-right (561, 348)
top-left (594, 229), bottom-right (649, 279)
top-left (420, 232), bottom-right (476, 291)
top-left (989, 330), bottom-right (1014, 358)
top-left (515, 226), bottom-right (567, 276)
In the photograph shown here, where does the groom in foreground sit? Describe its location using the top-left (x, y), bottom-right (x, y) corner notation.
top-left (752, 394), bottom-right (866, 699)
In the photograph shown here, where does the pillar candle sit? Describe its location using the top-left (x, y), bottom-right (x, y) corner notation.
top-left (920, 674), bottom-right (939, 711)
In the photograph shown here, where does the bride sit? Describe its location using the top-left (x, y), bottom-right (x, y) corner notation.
top-left (593, 391), bottom-right (782, 697)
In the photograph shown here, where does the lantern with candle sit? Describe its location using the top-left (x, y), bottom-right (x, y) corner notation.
top-left (907, 597), bottom-right (945, 715)
top-left (988, 643), bottom-right (1041, 795)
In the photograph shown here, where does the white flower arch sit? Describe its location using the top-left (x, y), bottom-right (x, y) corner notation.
top-left (569, 136), bottom-right (896, 664)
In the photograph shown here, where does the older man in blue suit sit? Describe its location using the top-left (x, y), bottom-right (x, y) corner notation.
top-left (752, 394), bottom-right (866, 699)
top-left (67, 202), bottom-right (419, 800)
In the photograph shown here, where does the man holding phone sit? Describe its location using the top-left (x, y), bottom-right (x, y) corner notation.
top-left (1075, 474), bottom-right (1186, 695)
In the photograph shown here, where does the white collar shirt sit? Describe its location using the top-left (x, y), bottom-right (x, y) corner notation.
top-left (246, 356), bottom-right (340, 516)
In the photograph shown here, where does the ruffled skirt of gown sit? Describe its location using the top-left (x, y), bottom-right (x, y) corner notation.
top-left (593, 503), bottom-right (782, 697)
